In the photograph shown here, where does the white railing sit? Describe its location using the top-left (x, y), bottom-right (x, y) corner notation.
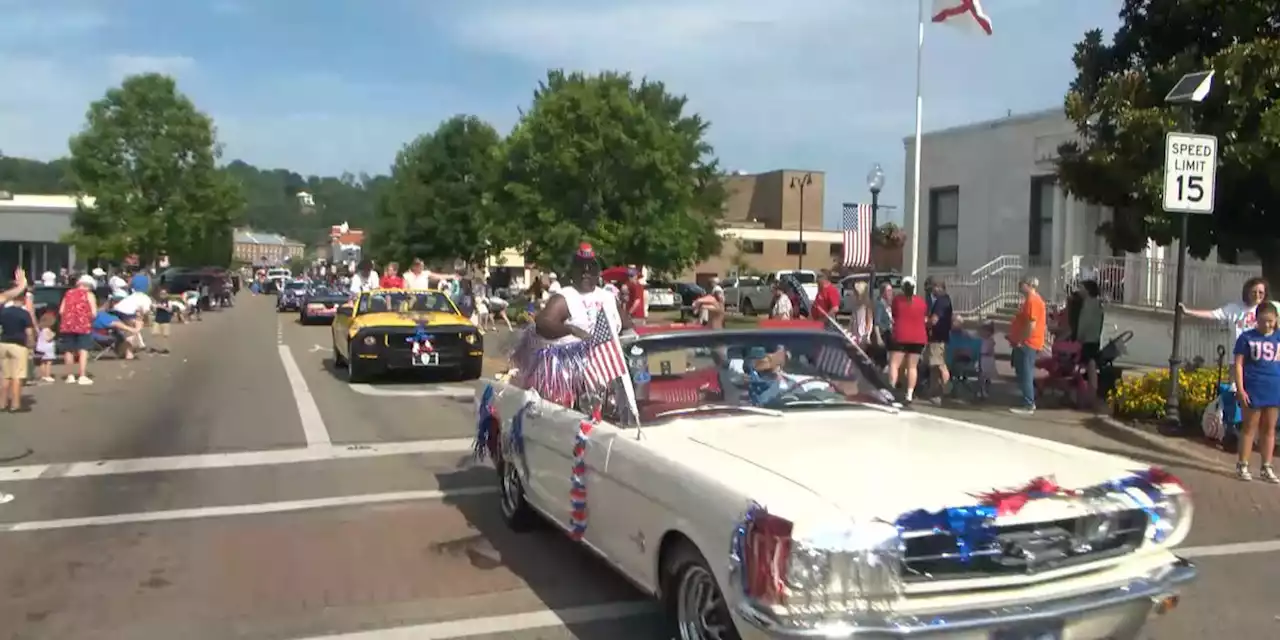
top-left (930, 255), bottom-right (1023, 318)
top-left (1059, 254), bottom-right (1261, 312)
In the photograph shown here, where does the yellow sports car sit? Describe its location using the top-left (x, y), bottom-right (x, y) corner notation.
top-left (331, 289), bottom-right (484, 383)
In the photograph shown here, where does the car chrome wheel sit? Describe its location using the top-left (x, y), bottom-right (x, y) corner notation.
top-left (676, 564), bottom-right (733, 640)
top-left (499, 457), bottom-right (521, 518)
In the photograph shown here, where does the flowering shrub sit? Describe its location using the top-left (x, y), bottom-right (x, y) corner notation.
top-left (1108, 366), bottom-right (1225, 426)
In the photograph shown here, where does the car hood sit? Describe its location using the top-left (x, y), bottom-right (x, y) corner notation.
top-left (352, 311), bottom-right (473, 329)
top-left (680, 410), bottom-right (1142, 523)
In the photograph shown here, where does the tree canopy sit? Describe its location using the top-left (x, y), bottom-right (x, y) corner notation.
top-left (498, 70), bottom-right (726, 275)
top-left (65, 73), bottom-right (243, 266)
top-left (1057, 0), bottom-right (1280, 278)
top-left (1, 153), bottom-right (386, 258)
top-left (368, 115), bottom-right (507, 268)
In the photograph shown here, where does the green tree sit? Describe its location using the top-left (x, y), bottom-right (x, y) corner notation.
top-left (66, 73), bottom-right (243, 265)
top-left (0, 154), bottom-right (72, 193)
top-left (499, 70), bottom-right (725, 274)
top-left (369, 115), bottom-right (507, 268)
top-left (1057, 1), bottom-right (1280, 281)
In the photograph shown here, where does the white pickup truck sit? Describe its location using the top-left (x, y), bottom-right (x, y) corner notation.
top-left (721, 269), bottom-right (818, 315)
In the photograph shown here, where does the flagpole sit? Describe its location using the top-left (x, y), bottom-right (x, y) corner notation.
top-left (907, 0), bottom-right (926, 281)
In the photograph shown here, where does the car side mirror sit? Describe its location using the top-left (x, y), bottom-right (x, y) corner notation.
top-left (336, 307), bottom-right (353, 317)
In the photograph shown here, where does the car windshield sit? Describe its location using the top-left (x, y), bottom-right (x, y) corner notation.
top-left (285, 281), bottom-right (307, 291)
top-left (32, 287), bottom-right (66, 308)
top-left (358, 291), bottom-right (456, 314)
top-left (613, 329), bottom-right (896, 425)
top-left (782, 272), bottom-right (817, 284)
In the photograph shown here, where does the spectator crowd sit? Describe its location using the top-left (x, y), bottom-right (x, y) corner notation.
top-left (0, 265), bottom-right (213, 413)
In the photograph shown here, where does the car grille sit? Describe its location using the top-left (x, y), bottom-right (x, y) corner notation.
top-left (901, 509), bottom-right (1148, 582)
top-left (387, 331), bottom-right (470, 351)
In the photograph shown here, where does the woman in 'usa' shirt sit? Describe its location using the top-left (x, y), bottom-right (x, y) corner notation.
top-left (1232, 301), bottom-right (1280, 483)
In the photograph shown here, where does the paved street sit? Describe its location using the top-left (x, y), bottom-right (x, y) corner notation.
top-left (0, 293), bottom-right (1275, 639)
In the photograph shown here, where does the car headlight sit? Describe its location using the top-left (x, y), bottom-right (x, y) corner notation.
top-left (464, 333), bottom-right (477, 345)
top-left (363, 335), bottom-right (377, 346)
top-left (783, 523), bottom-right (903, 616)
top-left (1148, 492), bottom-right (1192, 546)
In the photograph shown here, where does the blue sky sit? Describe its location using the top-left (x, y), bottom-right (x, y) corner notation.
top-left (0, 0), bottom-right (1120, 228)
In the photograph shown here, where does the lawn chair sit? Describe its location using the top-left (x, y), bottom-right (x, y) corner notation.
top-left (946, 331), bottom-right (984, 399)
top-left (90, 329), bottom-right (124, 361)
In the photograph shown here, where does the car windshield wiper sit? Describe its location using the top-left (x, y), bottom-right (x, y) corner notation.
top-left (652, 405), bottom-right (784, 420)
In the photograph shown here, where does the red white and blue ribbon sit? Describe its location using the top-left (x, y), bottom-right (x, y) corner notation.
top-left (568, 414), bottom-right (598, 540)
top-left (729, 502), bottom-right (766, 595)
top-left (473, 384), bottom-right (499, 461)
top-left (895, 467), bottom-right (1182, 561)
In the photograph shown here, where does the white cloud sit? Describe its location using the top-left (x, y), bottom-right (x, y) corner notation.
top-left (433, 0), bottom-right (1111, 224)
top-left (0, 0), bottom-right (1115, 228)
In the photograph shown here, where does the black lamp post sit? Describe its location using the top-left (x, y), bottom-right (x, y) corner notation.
top-left (1162, 69), bottom-right (1215, 422)
top-left (790, 173), bottom-right (814, 269)
top-left (867, 163), bottom-right (885, 286)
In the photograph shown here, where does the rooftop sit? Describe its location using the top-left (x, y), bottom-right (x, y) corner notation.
top-left (234, 229), bottom-right (303, 246)
top-left (0, 193), bottom-right (93, 210)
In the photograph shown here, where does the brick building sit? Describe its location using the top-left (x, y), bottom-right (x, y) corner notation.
top-left (233, 229), bottom-right (305, 266)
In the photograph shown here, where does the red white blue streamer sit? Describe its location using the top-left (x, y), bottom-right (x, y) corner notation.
top-left (568, 417), bottom-right (596, 540)
top-left (895, 467), bottom-right (1182, 561)
top-left (729, 502), bottom-right (765, 595)
top-left (473, 384), bottom-right (499, 462)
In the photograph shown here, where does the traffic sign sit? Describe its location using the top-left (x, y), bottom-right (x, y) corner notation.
top-left (1162, 132), bottom-right (1218, 214)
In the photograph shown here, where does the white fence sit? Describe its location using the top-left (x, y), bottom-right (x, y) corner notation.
top-left (928, 253), bottom-right (1257, 366)
top-left (1059, 254), bottom-right (1260, 312)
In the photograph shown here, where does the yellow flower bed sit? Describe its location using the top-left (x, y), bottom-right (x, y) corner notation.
top-left (1108, 366), bottom-right (1226, 425)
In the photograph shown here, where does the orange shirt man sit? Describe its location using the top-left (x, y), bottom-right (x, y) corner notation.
top-left (1007, 278), bottom-right (1045, 415)
top-left (1010, 288), bottom-right (1047, 351)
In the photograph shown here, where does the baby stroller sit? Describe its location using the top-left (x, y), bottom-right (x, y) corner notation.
top-left (1034, 329), bottom-right (1133, 407)
top-left (1093, 330), bottom-right (1133, 401)
top-left (945, 330), bottom-right (985, 399)
top-left (1034, 340), bottom-right (1088, 406)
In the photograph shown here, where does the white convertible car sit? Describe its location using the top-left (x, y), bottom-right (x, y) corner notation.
top-left (477, 326), bottom-right (1196, 640)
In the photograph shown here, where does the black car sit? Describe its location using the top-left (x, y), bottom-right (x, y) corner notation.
top-left (658, 281), bottom-right (705, 321)
top-left (276, 280), bottom-right (310, 312)
top-left (299, 286), bottom-right (349, 324)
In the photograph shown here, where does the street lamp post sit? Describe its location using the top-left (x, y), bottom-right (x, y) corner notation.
top-left (1162, 69), bottom-right (1216, 422)
top-left (790, 173), bottom-right (814, 269)
top-left (867, 164), bottom-right (885, 287)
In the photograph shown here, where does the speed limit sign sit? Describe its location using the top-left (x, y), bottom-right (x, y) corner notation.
top-left (1162, 132), bottom-right (1218, 214)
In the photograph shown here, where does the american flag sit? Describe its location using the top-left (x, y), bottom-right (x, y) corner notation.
top-left (584, 313), bottom-right (627, 389)
top-left (842, 203), bottom-right (873, 269)
top-left (815, 345), bottom-right (854, 378)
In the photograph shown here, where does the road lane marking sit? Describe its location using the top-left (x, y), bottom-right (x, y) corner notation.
top-left (0, 439), bottom-right (476, 483)
top-left (295, 601), bottom-right (657, 639)
top-left (279, 343), bottom-right (332, 447)
top-left (0, 486), bottom-right (498, 531)
top-left (1180, 540), bottom-right (1280, 559)
top-left (349, 383), bottom-right (476, 397)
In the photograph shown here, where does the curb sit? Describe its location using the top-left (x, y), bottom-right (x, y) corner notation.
top-left (1090, 415), bottom-right (1228, 470)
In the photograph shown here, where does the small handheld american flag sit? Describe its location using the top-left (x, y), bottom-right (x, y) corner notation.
top-left (584, 313), bottom-right (627, 389)
top-left (842, 203), bottom-right (873, 269)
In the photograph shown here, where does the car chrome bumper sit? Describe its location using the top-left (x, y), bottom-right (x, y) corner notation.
top-left (736, 558), bottom-right (1195, 639)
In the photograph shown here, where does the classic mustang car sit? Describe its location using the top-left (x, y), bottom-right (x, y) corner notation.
top-left (276, 280), bottom-right (310, 312)
top-left (331, 289), bottom-right (483, 383)
top-left (478, 327), bottom-right (1196, 640)
top-left (299, 285), bottom-right (349, 324)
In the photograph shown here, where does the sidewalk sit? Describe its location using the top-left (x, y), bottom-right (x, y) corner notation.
top-left (927, 369), bottom-right (1233, 472)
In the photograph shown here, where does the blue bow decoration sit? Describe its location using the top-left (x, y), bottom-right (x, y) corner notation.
top-left (408, 323), bottom-right (433, 347)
